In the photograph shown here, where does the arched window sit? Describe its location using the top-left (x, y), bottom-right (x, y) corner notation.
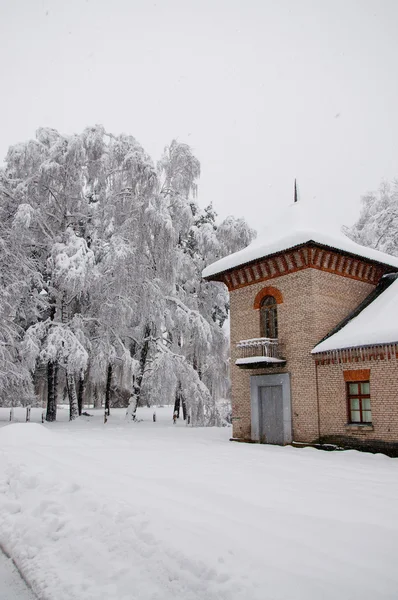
top-left (260, 296), bottom-right (278, 339)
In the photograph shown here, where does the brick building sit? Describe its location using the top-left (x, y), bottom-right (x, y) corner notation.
top-left (203, 201), bottom-right (398, 454)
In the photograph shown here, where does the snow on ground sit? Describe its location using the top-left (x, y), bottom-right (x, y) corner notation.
top-left (1, 406), bottom-right (398, 600)
top-left (0, 405), bottom-right (71, 424)
top-left (0, 549), bottom-right (36, 600)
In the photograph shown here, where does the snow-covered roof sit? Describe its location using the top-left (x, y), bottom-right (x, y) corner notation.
top-left (202, 201), bottom-right (398, 279)
top-left (312, 276), bottom-right (398, 353)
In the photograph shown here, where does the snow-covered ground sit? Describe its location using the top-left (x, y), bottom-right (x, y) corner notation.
top-left (1, 406), bottom-right (398, 600)
top-left (0, 550), bottom-right (36, 600)
top-left (0, 405), bottom-right (71, 424)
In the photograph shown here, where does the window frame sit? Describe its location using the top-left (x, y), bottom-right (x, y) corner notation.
top-left (346, 380), bottom-right (372, 424)
top-left (260, 295), bottom-right (278, 339)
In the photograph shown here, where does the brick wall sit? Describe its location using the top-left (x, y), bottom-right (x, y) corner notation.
top-left (315, 359), bottom-right (398, 450)
top-left (230, 263), bottom-right (374, 442)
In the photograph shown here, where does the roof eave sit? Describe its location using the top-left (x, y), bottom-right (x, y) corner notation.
top-left (203, 240), bottom-right (398, 282)
top-left (312, 340), bottom-right (398, 355)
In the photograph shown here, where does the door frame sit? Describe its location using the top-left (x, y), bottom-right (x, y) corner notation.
top-left (250, 373), bottom-right (292, 444)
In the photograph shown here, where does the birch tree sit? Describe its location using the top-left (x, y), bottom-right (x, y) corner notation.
top-left (0, 183), bottom-right (40, 404)
top-left (347, 180), bottom-right (398, 257)
top-left (0, 127), bottom-right (255, 424)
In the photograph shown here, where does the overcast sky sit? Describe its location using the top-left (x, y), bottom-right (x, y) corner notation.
top-left (1, 0), bottom-right (397, 230)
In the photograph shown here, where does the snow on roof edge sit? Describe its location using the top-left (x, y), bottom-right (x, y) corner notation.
top-left (311, 338), bottom-right (398, 355)
top-left (203, 200), bottom-right (398, 280)
top-left (311, 276), bottom-right (398, 353)
top-left (202, 236), bottom-right (398, 280)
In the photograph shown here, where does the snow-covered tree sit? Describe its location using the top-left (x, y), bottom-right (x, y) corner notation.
top-left (0, 177), bottom-right (46, 406)
top-left (0, 127), bottom-right (255, 425)
top-left (347, 180), bottom-right (398, 256)
top-left (22, 319), bottom-right (89, 420)
top-left (2, 131), bottom-right (97, 419)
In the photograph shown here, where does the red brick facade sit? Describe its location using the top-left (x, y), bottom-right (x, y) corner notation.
top-left (221, 243), bottom-right (398, 453)
top-left (315, 360), bottom-right (398, 451)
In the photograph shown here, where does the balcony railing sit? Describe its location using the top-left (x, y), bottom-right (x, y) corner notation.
top-left (235, 337), bottom-right (286, 368)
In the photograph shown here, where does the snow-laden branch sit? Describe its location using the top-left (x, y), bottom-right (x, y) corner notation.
top-left (1, 125), bottom-right (254, 416)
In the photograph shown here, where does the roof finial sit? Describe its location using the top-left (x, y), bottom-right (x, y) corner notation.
top-left (294, 179), bottom-right (298, 203)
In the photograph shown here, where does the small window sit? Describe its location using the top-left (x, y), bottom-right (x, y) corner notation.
top-left (260, 295), bottom-right (278, 339)
top-left (347, 381), bottom-right (372, 424)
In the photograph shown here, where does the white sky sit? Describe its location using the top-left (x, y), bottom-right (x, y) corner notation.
top-left (1, 0), bottom-right (397, 230)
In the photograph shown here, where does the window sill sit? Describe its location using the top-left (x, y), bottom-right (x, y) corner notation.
top-left (345, 423), bottom-right (374, 432)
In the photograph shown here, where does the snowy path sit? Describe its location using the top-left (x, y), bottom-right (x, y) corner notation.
top-left (0, 549), bottom-right (36, 600)
top-left (1, 407), bottom-right (398, 600)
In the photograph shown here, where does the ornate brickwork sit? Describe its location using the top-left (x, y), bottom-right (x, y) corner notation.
top-left (343, 369), bottom-right (371, 382)
top-left (253, 286), bottom-right (283, 308)
top-left (213, 243), bottom-right (393, 292)
top-left (314, 345), bottom-right (398, 364)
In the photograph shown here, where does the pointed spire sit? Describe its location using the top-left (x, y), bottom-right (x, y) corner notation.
top-left (294, 179), bottom-right (298, 203)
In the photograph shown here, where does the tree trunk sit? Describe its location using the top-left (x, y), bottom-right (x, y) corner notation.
top-left (105, 363), bottom-right (112, 416)
top-left (46, 361), bottom-right (57, 422)
top-left (181, 397), bottom-right (187, 420)
top-left (77, 372), bottom-right (85, 416)
top-left (46, 295), bottom-right (58, 422)
top-left (66, 372), bottom-right (79, 421)
top-left (61, 291), bottom-right (68, 323)
top-left (174, 383), bottom-right (187, 420)
top-left (54, 361), bottom-right (59, 407)
top-left (173, 393), bottom-right (180, 418)
top-left (126, 392), bottom-right (138, 422)
top-left (192, 352), bottom-right (202, 379)
top-left (134, 323), bottom-right (151, 405)
top-left (94, 385), bottom-right (101, 408)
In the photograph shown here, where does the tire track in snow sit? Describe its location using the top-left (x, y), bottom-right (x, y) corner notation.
top-left (0, 445), bottom-right (245, 600)
top-left (0, 546), bottom-right (37, 600)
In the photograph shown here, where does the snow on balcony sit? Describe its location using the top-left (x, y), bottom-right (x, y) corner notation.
top-left (235, 338), bottom-right (286, 368)
top-left (235, 356), bottom-right (286, 365)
